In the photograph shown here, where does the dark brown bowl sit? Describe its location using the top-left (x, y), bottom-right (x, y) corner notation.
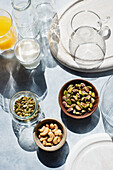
top-left (59, 79), bottom-right (99, 119)
top-left (33, 118), bottom-right (67, 151)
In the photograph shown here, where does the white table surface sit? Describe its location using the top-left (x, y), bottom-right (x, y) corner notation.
top-left (0, 0), bottom-right (112, 170)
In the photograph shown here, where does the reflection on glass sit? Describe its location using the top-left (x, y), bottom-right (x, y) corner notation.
top-left (101, 76), bottom-right (113, 137)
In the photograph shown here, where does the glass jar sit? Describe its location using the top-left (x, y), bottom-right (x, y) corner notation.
top-left (12, 0), bottom-right (39, 39)
top-left (9, 91), bottom-right (41, 126)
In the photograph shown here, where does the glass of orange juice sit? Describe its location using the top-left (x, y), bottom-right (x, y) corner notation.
top-left (0, 9), bottom-right (17, 55)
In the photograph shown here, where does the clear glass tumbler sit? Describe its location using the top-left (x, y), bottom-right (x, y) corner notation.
top-left (35, 0), bottom-right (55, 22)
top-left (35, 0), bottom-right (55, 37)
top-left (0, 9), bottom-right (17, 55)
top-left (14, 39), bottom-right (41, 69)
top-left (12, 0), bottom-right (39, 39)
top-left (100, 76), bottom-right (113, 139)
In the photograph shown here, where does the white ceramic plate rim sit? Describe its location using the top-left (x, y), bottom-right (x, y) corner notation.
top-left (64, 133), bottom-right (112, 170)
top-left (49, 0), bottom-right (113, 72)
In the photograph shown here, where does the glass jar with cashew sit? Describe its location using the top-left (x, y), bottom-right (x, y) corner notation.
top-left (38, 123), bottom-right (63, 146)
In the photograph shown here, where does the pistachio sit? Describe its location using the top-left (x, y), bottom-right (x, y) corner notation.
top-left (91, 92), bottom-right (95, 98)
top-left (81, 110), bottom-right (86, 114)
top-left (73, 89), bottom-right (78, 93)
top-left (87, 86), bottom-right (92, 90)
top-left (91, 98), bottom-right (95, 104)
top-left (71, 98), bottom-right (75, 102)
top-left (62, 82), bottom-right (96, 116)
top-left (14, 95), bottom-right (39, 121)
top-left (62, 96), bottom-right (67, 101)
top-left (81, 97), bottom-right (86, 102)
top-left (89, 91), bottom-right (92, 95)
top-left (66, 99), bottom-right (72, 105)
top-left (76, 101), bottom-right (80, 106)
top-left (76, 112), bottom-right (81, 115)
top-left (90, 103), bottom-right (93, 108)
top-left (79, 82), bottom-right (85, 87)
top-left (73, 109), bottom-right (76, 114)
top-left (88, 108), bottom-right (91, 112)
top-left (75, 84), bottom-right (80, 89)
top-left (84, 86), bottom-right (89, 92)
top-left (81, 91), bottom-right (88, 96)
top-left (64, 90), bottom-right (68, 95)
top-left (67, 84), bottom-right (73, 89)
top-left (62, 101), bottom-right (68, 107)
top-left (67, 107), bottom-right (73, 112)
top-left (71, 104), bottom-right (76, 108)
top-left (73, 95), bottom-right (78, 101)
top-left (68, 87), bottom-right (73, 93)
top-left (76, 93), bottom-right (80, 98)
top-left (86, 95), bottom-right (91, 100)
top-left (84, 103), bottom-right (89, 109)
top-left (76, 105), bottom-right (81, 111)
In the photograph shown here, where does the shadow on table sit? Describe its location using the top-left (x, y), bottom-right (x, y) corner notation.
top-left (61, 107), bottom-right (100, 134)
top-left (12, 60), bottom-right (47, 100)
top-left (12, 111), bottom-right (46, 152)
top-left (41, 36), bottom-right (57, 69)
top-left (12, 119), bottom-right (69, 168)
top-left (12, 121), bottom-right (38, 152)
top-left (37, 141), bottom-right (69, 168)
top-left (0, 55), bottom-right (47, 113)
top-left (54, 57), bottom-right (113, 80)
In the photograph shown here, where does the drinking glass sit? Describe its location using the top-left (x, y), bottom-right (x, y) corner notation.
top-left (35, 0), bottom-right (55, 22)
top-left (35, 0), bottom-right (55, 37)
top-left (14, 39), bottom-right (41, 69)
top-left (100, 76), bottom-right (113, 138)
top-left (0, 9), bottom-right (17, 55)
top-left (12, 0), bottom-right (39, 39)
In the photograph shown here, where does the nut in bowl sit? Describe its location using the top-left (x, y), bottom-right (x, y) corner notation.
top-left (59, 79), bottom-right (99, 119)
top-left (9, 91), bottom-right (41, 126)
top-left (33, 118), bottom-right (67, 151)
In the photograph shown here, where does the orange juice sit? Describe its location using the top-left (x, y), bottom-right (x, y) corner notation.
top-left (0, 14), bottom-right (17, 51)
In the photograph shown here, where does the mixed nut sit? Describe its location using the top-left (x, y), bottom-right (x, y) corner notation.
top-left (14, 96), bottom-right (39, 119)
top-left (62, 82), bottom-right (96, 115)
top-left (38, 123), bottom-right (63, 146)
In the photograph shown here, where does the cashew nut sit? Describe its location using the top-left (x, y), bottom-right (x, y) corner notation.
top-left (40, 136), bottom-right (48, 142)
top-left (40, 127), bottom-right (49, 136)
top-left (53, 136), bottom-right (61, 145)
top-left (52, 124), bottom-right (58, 132)
top-left (38, 135), bottom-right (41, 138)
top-left (47, 131), bottom-right (55, 142)
top-left (38, 126), bottom-right (45, 132)
top-left (43, 140), bottom-right (53, 146)
top-left (46, 124), bottom-right (49, 128)
top-left (54, 129), bottom-right (62, 136)
top-left (50, 123), bottom-right (55, 129)
top-left (38, 122), bottom-right (63, 147)
top-left (42, 140), bottom-right (47, 146)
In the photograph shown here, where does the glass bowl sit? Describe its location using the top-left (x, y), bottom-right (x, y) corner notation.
top-left (100, 76), bottom-right (113, 136)
top-left (9, 91), bottom-right (41, 126)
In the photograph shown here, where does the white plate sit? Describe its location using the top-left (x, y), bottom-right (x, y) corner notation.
top-left (64, 133), bottom-right (113, 170)
top-left (49, 0), bottom-right (113, 72)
